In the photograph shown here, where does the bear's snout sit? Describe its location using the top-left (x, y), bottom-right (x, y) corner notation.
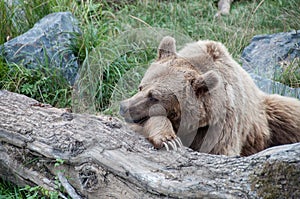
top-left (119, 100), bottom-right (128, 117)
top-left (119, 98), bottom-right (151, 124)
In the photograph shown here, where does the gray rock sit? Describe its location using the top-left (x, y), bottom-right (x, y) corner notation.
top-left (0, 12), bottom-right (81, 85)
top-left (249, 73), bottom-right (300, 98)
top-left (241, 30), bottom-right (300, 99)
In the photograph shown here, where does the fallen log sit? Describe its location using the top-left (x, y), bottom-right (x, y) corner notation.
top-left (0, 90), bottom-right (299, 198)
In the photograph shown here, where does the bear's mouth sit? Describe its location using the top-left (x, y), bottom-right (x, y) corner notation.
top-left (125, 116), bottom-right (149, 125)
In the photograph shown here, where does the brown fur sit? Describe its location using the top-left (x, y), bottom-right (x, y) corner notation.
top-left (143, 116), bottom-right (177, 147)
top-left (120, 36), bottom-right (300, 156)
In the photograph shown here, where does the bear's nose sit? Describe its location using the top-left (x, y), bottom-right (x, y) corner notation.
top-left (119, 101), bottom-right (127, 116)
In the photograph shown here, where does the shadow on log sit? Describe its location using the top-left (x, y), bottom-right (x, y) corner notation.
top-left (0, 90), bottom-right (299, 198)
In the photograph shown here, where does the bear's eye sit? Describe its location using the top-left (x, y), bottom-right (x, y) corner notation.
top-left (148, 91), bottom-right (158, 102)
top-left (149, 96), bottom-right (158, 102)
top-left (138, 86), bottom-right (143, 91)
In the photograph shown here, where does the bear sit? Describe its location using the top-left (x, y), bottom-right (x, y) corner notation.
top-left (119, 36), bottom-right (300, 156)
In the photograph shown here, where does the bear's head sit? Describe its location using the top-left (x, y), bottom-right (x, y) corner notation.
top-left (119, 36), bottom-right (223, 143)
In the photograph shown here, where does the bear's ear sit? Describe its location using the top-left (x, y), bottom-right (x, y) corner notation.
top-left (157, 36), bottom-right (176, 60)
top-left (190, 71), bottom-right (220, 96)
top-left (204, 41), bottom-right (228, 61)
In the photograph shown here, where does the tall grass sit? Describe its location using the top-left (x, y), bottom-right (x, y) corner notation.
top-left (1, 0), bottom-right (299, 112)
top-left (1, 63), bottom-right (72, 107)
top-left (0, 0), bottom-right (54, 44)
top-left (275, 58), bottom-right (300, 88)
top-left (73, 0), bottom-right (300, 113)
top-left (0, 0), bottom-right (300, 197)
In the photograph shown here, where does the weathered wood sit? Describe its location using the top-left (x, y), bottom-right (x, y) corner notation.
top-left (0, 90), bottom-right (299, 199)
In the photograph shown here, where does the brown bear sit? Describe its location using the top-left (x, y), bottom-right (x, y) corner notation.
top-left (119, 36), bottom-right (300, 156)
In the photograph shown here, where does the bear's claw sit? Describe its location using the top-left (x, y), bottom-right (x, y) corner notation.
top-left (175, 137), bottom-right (183, 148)
top-left (163, 137), bottom-right (183, 151)
top-left (163, 142), bottom-right (170, 151)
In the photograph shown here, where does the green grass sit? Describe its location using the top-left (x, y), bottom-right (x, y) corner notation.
top-left (0, 0), bottom-right (54, 44)
top-left (0, 178), bottom-right (60, 199)
top-left (0, 0), bottom-right (300, 197)
top-left (1, 0), bottom-right (300, 112)
top-left (73, 0), bottom-right (300, 114)
top-left (0, 62), bottom-right (72, 107)
top-left (274, 58), bottom-right (300, 88)
top-left (0, 179), bottom-right (25, 199)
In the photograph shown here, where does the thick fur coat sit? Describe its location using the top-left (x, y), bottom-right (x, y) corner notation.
top-left (120, 36), bottom-right (300, 156)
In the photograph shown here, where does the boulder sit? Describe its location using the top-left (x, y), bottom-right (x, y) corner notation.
top-left (0, 12), bottom-right (81, 85)
top-left (241, 30), bottom-right (300, 99)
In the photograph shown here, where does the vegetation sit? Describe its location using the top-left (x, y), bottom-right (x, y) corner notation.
top-left (0, 0), bottom-right (300, 197)
top-left (0, 62), bottom-right (72, 107)
top-left (0, 178), bottom-right (60, 199)
top-left (275, 58), bottom-right (300, 88)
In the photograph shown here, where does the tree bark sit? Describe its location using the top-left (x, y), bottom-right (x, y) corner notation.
top-left (0, 90), bottom-right (299, 199)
